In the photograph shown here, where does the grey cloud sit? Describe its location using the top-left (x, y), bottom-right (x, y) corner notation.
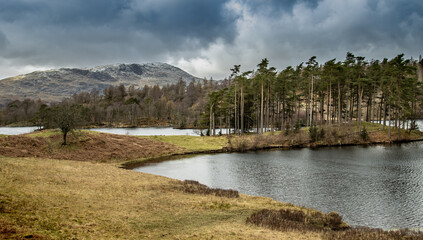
top-left (0, 0), bottom-right (422, 80)
top-left (0, 0), bottom-right (237, 47)
top-left (0, 30), bottom-right (8, 50)
top-left (129, 0), bottom-right (237, 45)
top-left (243, 0), bottom-right (319, 14)
top-left (0, 0), bottom-right (239, 73)
top-left (0, 0), bottom-right (131, 26)
top-left (250, 0), bottom-right (422, 64)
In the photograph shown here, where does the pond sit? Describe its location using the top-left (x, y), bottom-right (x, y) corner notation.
top-left (134, 142), bottom-right (423, 230)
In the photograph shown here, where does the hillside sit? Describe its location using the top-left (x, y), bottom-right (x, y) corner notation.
top-left (0, 62), bottom-right (202, 106)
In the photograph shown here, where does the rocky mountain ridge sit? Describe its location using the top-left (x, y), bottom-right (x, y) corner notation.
top-left (0, 62), bottom-right (203, 106)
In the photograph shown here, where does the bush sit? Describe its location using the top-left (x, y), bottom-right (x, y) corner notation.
top-left (182, 180), bottom-right (239, 198)
top-left (360, 126), bottom-right (369, 141)
top-left (309, 123), bottom-right (324, 142)
top-left (284, 123), bottom-right (291, 136)
top-left (294, 121), bottom-right (301, 133)
top-left (246, 209), bottom-right (347, 232)
top-left (247, 208), bottom-right (423, 239)
top-left (325, 227), bottom-right (423, 240)
top-left (410, 120), bottom-right (419, 131)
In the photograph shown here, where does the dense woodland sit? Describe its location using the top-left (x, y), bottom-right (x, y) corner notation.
top-left (0, 78), bottom-right (221, 128)
top-left (206, 53), bottom-right (423, 136)
top-left (1, 53), bottom-right (422, 137)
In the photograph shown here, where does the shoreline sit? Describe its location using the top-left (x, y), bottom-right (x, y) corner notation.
top-left (121, 135), bottom-right (423, 169)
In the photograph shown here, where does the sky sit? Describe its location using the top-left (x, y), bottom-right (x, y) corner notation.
top-left (0, 0), bottom-right (422, 80)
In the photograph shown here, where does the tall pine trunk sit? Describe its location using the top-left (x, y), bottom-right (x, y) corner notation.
top-left (338, 80), bottom-right (342, 126)
top-left (241, 86), bottom-right (244, 135)
top-left (260, 78), bottom-right (264, 134)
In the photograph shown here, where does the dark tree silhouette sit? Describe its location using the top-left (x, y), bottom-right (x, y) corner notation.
top-left (48, 104), bottom-right (84, 145)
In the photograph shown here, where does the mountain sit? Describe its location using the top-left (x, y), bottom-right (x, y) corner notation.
top-left (0, 62), bottom-right (203, 106)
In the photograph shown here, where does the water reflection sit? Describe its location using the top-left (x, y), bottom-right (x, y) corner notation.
top-left (135, 142), bottom-right (423, 229)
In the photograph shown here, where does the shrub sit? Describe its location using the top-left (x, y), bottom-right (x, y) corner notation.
top-left (309, 123), bottom-right (324, 142)
top-left (246, 209), bottom-right (347, 232)
top-left (284, 123), bottom-right (291, 136)
top-left (247, 208), bottom-right (423, 239)
top-left (182, 180), bottom-right (239, 198)
top-left (324, 227), bottom-right (423, 240)
top-left (410, 120), bottom-right (419, 131)
top-left (294, 121), bottom-right (301, 133)
top-left (360, 126), bottom-right (369, 141)
top-left (319, 127), bottom-right (325, 139)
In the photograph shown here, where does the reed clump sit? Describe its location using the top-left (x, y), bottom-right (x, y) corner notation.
top-left (247, 208), bottom-right (423, 240)
top-left (246, 209), bottom-right (348, 232)
top-left (324, 227), bottom-right (423, 240)
top-left (182, 180), bottom-right (239, 198)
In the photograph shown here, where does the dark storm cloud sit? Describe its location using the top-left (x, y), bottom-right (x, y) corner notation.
top-left (0, 0), bottom-right (236, 42)
top-left (244, 0), bottom-right (319, 13)
top-left (0, 0), bottom-right (238, 70)
top-left (0, 30), bottom-right (7, 50)
top-left (0, 0), bottom-right (422, 79)
top-left (227, 0), bottom-right (423, 69)
top-left (129, 0), bottom-right (237, 45)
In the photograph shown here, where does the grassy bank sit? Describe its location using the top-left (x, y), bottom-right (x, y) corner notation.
top-left (0, 156), bottom-right (321, 239)
top-left (226, 122), bottom-right (423, 151)
top-left (1, 124), bottom-right (423, 239)
top-left (145, 135), bottom-right (228, 152)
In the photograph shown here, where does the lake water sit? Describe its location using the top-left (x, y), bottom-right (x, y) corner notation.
top-left (87, 127), bottom-right (201, 136)
top-left (0, 126), bottom-right (200, 136)
top-left (0, 126), bottom-right (40, 135)
top-left (134, 142), bottom-right (423, 230)
top-left (1, 120), bottom-right (422, 136)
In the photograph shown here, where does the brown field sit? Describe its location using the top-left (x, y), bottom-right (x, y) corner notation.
top-left (0, 156), bottom-right (322, 239)
top-left (0, 130), bottom-right (183, 163)
top-left (1, 126), bottom-right (423, 239)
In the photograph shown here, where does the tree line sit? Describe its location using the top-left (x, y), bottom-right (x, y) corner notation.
top-left (0, 78), bottom-right (221, 128)
top-left (1, 52), bottom-right (422, 140)
top-left (204, 53), bottom-right (423, 137)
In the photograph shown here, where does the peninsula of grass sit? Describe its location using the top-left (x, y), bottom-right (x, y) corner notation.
top-left (145, 135), bottom-right (228, 152)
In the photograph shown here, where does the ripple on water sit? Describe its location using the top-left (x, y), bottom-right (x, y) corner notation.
top-left (135, 141), bottom-right (423, 229)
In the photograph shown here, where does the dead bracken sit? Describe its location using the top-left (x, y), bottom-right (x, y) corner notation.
top-left (0, 130), bottom-right (183, 162)
top-left (246, 208), bottom-right (423, 240)
top-left (246, 209), bottom-right (347, 232)
top-left (182, 180), bottom-right (239, 198)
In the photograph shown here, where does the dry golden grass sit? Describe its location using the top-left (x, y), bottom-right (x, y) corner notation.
top-left (0, 130), bottom-right (183, 163)
top-left (2, 126), bottom-right (423, 239)
top-left (0, 156), bottom-right (322, 239)
top-left (144, 135), bottom-right (228, 152)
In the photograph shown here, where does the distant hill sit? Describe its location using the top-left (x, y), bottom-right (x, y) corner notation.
top-left (0, 62), bottom-right (203, 106)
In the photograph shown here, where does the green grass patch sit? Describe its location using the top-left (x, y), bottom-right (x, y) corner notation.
top-left (144, 135), bottom-right (228, 152)
top-left (357, 121), bottom-right (384, 131)
top-left (263, 130), bottom-right (282, 136)
top-left (26, 129), bottom-right (61, 138)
